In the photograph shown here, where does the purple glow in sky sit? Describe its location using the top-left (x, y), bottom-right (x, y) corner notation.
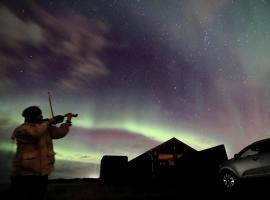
top-left (1, 0), bottom-right (270, 181)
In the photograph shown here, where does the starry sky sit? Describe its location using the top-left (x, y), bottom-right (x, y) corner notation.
top-left (1, 0), bottom-right (270, 182)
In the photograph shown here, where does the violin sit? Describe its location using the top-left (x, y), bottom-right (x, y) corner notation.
top-left (43, 113), bottom-right (78, 124)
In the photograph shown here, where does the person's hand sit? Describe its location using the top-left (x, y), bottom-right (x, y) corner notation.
top-left (53, 115), bottom-right (65, 124)
top-left (65, 113), bottom-right (73, 121)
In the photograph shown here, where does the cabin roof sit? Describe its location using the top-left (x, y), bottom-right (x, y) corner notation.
top-left (129, 137), bottom-right (197, 162)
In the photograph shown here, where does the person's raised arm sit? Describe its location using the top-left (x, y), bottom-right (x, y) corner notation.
top-left (49, 113), bottom-right (74, 139)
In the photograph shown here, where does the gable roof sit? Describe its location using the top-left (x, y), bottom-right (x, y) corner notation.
top-left (147, 137), bottom-right (197, 153)
top-left (129, 137), bottom-right (197, 162)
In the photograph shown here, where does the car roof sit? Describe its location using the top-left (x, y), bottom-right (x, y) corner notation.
top-left (238, 138), bottom-right (270, 154)
top-left (251, 138), bottom-right (270, 146)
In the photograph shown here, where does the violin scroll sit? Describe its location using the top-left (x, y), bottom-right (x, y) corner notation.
top-left (64, 113), bottom-right (78, 118)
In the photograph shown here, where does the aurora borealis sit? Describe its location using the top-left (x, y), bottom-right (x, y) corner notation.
top-left (1, 0), bottom-right (270, 181)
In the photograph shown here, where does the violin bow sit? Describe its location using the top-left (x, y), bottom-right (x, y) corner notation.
top-left (48, 92), bottom-right (55, 118)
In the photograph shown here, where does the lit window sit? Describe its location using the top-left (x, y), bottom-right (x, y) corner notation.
top-left (158, 153), bottom-right (173, 160)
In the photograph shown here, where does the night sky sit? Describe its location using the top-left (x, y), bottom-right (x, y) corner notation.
top-left (1, 0), bottom-right (270, 181)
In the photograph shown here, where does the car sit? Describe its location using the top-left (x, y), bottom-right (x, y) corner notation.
top-left (218, 138), bottom-right (270, 190)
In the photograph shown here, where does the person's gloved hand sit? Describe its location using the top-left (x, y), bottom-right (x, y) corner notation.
top-left (53, 115), bottom-right (65, 124)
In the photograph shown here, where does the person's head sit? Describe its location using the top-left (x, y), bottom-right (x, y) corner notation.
top-left (22, 106), bottom-right (43, 123)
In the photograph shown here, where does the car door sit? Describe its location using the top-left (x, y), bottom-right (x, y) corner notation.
top-left (257, 144), bottom-right (270, 176)
top-left (234, 147), bottom-right (263, 178)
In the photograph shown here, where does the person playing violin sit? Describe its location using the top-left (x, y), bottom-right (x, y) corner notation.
top-left (10, 106), bottom-right (75, 200)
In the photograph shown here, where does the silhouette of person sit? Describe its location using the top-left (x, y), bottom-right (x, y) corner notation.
top-left (10, 106), bottom-right (73, 200)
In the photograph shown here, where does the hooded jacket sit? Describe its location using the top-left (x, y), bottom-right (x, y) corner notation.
top-left (11, 121), bottom-right (70, 176)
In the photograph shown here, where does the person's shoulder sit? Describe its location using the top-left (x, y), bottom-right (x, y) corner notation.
top-left (14, 122), bottom-right (47, 131)
top-left (12, 123), bottom-right (28, 138)
top-left (14, 123), bottom-right (26, 130)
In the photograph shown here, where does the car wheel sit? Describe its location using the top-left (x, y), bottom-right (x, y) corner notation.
top-left (220, 171), bottom-right (238, 190)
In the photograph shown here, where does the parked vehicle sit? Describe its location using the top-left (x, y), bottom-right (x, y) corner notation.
top-left (219, 138), bottom-right (270, 190)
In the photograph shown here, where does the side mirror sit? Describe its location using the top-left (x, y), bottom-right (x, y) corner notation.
top-left (234, 153), bottom-right (240, 160)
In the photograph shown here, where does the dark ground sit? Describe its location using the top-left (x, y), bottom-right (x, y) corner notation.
top-left (1, 178), bottom-right (269, 200)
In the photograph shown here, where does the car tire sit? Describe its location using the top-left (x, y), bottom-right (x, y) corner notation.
top-left (220, 170), bottom-right (238, 191)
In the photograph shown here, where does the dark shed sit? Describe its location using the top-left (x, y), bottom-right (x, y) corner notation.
top-left (100, 155), bottom-right (128, 183)
top-left (128, 137), bottom-right (197, 181)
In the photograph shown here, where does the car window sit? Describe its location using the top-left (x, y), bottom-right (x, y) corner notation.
top-left (260, 144), bottom-right (270, 153)
top-left (240, 148), bottom-right (259, 158)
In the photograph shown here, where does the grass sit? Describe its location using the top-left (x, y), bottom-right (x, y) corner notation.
top-left (1, 178), bottom-right (270, 199)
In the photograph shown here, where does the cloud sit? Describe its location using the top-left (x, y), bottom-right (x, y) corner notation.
top-left (0, 151), bottom-right (100, 182)
top-left (0, 112), bottom-right (19, 141)
top-left (32, 7), bottom-right (110, 90)
top-left (0, 63), bottom-right (15, 93)
top-left (0, 2), bottom-right (110, 93)
top-left (185, 0), bottom-right (231, 28)
top-left (63, 127), bottom-right (160, 159)
top-left (52, 160), bottom-right (100, 179)
top-left (0, 5), bottom-right (45, 49)
top-left (0, 5), bottom-right (45, 92)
